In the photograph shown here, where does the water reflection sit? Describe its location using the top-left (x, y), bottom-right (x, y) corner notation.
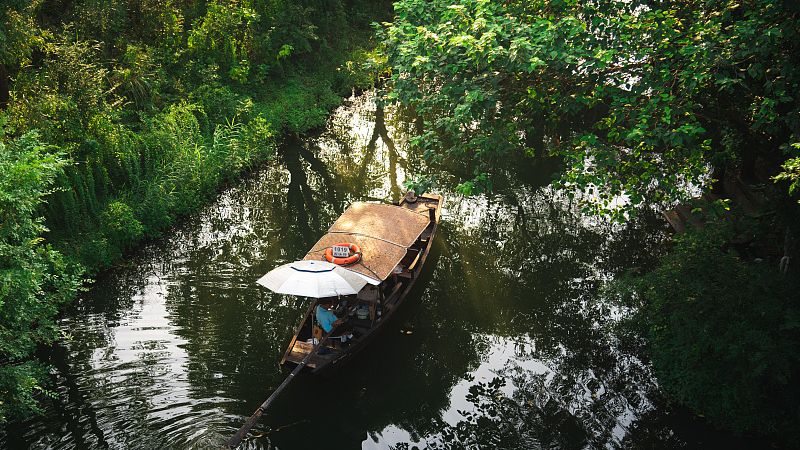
top-left (0, 91), bottom-right (754, 449)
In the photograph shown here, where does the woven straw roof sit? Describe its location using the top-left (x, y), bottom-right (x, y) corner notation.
top-left (303, 203), bottom-right (430, 282)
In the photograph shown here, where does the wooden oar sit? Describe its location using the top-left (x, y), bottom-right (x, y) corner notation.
top-left (222, 326), bottom-right (340, 449)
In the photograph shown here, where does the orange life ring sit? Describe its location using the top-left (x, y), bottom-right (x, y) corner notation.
top-left (324, 243), bottom-right (362, 265)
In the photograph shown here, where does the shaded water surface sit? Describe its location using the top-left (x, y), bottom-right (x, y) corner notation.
top-left (2, 93), bottom-right (757, 449)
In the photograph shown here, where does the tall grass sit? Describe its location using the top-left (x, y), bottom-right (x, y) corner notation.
top-left (2, 0), bottom-right (387, 272)
top-left (0, 0), bottom-right (389, 423)
top-left (40, 100), bottom-right (276, 270)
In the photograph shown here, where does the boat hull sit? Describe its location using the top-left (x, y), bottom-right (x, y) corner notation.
top-left (279, 193), bottom-right (443, 375)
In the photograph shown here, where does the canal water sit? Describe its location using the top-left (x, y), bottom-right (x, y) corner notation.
top-left (2, 92), bottom-right (756, 449)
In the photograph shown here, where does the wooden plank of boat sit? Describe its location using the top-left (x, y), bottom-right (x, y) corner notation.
top-left (224, 193), bottom-right (442, 449)
top-left (279, 192), bottom-right (443, 375)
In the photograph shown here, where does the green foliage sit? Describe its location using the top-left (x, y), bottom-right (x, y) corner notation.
top-left (6, 32), bottom-right (110, 144)
top-left (100, 201), bottom-right (143, 251)
top-left (0, 361), bottom-right (54, 421)
top-left (619, 219), bottom-right (800, 445)
top-left (254, 4), bottom-right (320, 78)
top-left (774, 150), bottom-right (800, 202)
top-left (267, 5), bottom-right (318, 56)
top-left (403, 173), bottom-right (438, 196)
top-left (108, 44), bottom-right (161, 111)
top-left (0, 129), bottom-right (85, 422)
top-left (0, 0), bottom-right (387, 425)
top-left (65, 0), bottom-right (128, 42)
top-left (228, 59), bottom-right (250, 84)
top-left (276, 43), bottom-right (293, 61)
top-left (0, 0), bottom-right (50, 68)
top-left (376, 0), bottom-right (800, 222)
top-left (258, 78), bottom-right (341, 135)
top-left (187, 0), bottom-right (259, 63)
top-left (125, 0), bottom-right (185, 50)
top-left (54, 101), bottom-right (277, 268)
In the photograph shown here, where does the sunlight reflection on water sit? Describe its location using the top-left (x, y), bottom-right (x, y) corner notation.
top-left (1, 89), bottom-right (740, 450)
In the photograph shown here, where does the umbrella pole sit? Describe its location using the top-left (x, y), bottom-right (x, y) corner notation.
top-left (222, 324), bottom-right (341, 449)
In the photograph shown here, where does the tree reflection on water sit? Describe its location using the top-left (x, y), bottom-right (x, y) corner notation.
top-left (1, 91), bottom-right (762, 449)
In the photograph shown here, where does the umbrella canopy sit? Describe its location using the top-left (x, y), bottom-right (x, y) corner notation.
top-left (256, 260), bottom-right (370, 298)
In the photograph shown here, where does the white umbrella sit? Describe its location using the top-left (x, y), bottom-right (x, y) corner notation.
top-left (256, 260), bottom-right (369, 297)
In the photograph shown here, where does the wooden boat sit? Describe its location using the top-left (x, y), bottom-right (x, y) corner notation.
top-left (279, 191), bottom-right (443, 375)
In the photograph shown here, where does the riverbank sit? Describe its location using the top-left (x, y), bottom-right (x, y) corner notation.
top-left (19, 5), bottom-right (392, 275)
top-left (0, 0), bottom-right (393, 422)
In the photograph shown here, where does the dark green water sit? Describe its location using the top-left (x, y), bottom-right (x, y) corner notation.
top-left (2, 93), bottom-right (758, 449)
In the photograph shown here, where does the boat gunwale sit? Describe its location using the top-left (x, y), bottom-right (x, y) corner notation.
top-left (280, 193), bottom-right (443, 374)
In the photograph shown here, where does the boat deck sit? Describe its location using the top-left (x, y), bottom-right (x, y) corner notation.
top-left (280, 193), bottom-right (443, 374)
top-left (283, 317), bottom-right (375, 368)
top-left (285, 341), bottom-right (340, 369)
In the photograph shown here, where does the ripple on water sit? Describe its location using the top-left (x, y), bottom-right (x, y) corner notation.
top-left (26, 290), bottom-right (241, 450)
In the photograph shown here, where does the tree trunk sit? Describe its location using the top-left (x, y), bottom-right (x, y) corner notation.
top-left (0, 63), bottom-right (9, 110)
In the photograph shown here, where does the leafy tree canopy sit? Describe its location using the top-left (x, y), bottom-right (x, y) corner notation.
top-left (376, 0), bottom-right (800, 220)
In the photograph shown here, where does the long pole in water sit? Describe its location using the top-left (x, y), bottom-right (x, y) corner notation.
top-left (222, 326), bottom-right (340, 449)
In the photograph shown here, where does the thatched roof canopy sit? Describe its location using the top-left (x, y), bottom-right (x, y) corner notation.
top-left (303, 203), bottom-right (430, 283)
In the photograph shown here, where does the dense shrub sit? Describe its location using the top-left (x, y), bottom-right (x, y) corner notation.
top-left (1, 0), bottom-right (386, 275)
top-left (0, 129), bottom-right (85, 421)
top-left (634, 220), bottom-right (800, 445)
top-left (0, 0), bottom-right (390, 422)
top-left (41, 101), bottom-right (277, 268)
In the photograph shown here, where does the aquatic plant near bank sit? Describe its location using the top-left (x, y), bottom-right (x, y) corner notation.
top-left (40, 102), bottom-right (277, 269)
